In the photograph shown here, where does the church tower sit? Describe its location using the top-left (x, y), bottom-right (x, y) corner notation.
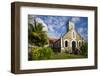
top-left (67, 20), bottom-right (75, 32)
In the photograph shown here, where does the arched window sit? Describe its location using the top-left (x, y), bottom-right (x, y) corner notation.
top-left (78, 41), bottom-right (81, 47)
top-left (73, 32), bottom-right (74, 38)
top-left (65, 41), bottom-right (68, 47)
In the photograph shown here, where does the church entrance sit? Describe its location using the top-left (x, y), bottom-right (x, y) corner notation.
top-left (72, 41), bottom-right (76, 51)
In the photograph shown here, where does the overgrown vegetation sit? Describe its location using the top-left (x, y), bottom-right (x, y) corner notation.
top-left (28, 19), bottom-right (53, 60)
top-left (31, 47), bottom-right (53, 60)
top-left (80, 42), bottom-right (88, 57)
top-left (28, 19), bottom-right (48, 47)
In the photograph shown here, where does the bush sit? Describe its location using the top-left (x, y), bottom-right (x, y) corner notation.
top-left (64, 47), bottom-right (72, 53)
top-left (80, 42), bottom-right (88, 57)
top-left (72, 48), bottom-right (80, 55)
top-left (31, 47), bottom-right (53, 60)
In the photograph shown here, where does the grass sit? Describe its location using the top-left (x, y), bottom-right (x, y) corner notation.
top-left (50, 52), bottom-right (87, 60)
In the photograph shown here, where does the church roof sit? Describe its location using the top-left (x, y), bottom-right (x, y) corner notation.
top-left (61, 29), bottom-right (85, 41)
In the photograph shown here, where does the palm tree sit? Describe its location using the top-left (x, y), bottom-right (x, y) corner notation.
top-left (28, 19), bottom-right (48, 47)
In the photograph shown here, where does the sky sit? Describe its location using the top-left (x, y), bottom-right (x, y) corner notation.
top-left (29, 15), bottom-right (88, 41)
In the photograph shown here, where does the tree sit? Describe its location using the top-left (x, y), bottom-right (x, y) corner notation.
top-left (28, 19), bottom-right (48, 47)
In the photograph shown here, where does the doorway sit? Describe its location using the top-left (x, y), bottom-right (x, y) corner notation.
top-left (72, 41), bottom-right (76, 51)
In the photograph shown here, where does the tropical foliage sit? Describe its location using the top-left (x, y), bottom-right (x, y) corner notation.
top-left (28, 19), bottom-right (54, 60)
top-left (28, 19), bottom-right (48, 47)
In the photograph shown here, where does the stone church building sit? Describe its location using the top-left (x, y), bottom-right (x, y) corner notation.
top-left (52, 20), bottom-right (85, 53)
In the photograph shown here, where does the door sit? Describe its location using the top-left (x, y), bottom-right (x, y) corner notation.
top-left (72, 41), bottom-right (76, 51)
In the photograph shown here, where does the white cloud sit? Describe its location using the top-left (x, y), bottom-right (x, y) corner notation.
top-left (71, 17), bottom-right (80, 23)
top-left (28, 15), bottom-right (35, 26)
top-left (28, 16), bottom-right (48, 32)
top-left (48, 32), bottom-right (60, 39)
top-left (48, 25), bottom-right (55, 32)
top-left (35, 17), bottom-right (48, 32)
top-left (78, 28), bottom-right (83, 34)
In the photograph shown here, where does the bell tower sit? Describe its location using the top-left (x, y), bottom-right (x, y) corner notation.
top-left (67, 20), bottom-right (75, 32)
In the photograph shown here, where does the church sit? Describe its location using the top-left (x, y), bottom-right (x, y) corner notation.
top-left (52, 20), bottom-right (85, 54)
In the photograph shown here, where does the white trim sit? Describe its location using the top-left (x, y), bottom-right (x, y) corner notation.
top-left (20, 6), bottom-right (94, 70)
top-left (61, 37), bottom-right (62, 48)
top-left (78, 40), bottom-right (82, 47)
top-left (71, 40), bottom-right (77, 47)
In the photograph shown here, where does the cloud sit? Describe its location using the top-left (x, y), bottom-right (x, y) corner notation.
top-left (48, 25), bottom-right (55, 32)
top-left (71, 17), bottom-right (80, 23)
top-left (32, 15), bottom-right (87, 40)
top-left (37, 16), bottom-right (70, 38)
top-left (78, 27), bottom-right (88, 41)
top-left (28, 15), bottom-right (35, 25)
top-left (28, 16), bottom-right (49, 32)
top-left (78, 28), bottom-right (83, 34)
top-left (35, 17), bottom-right (48, 32)
top-left (36, 16), bottom-right (63, 38)
top-left (48, 31), bottom-right (61, 39)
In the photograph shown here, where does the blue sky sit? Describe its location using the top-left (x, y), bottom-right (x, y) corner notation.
top-left (30, 15), bottom-right (88, 41)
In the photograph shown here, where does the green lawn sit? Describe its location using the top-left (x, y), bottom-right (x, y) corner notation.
top-left (50, 53), bottom-right (87, 60)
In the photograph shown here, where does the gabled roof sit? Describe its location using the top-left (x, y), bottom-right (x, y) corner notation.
top-left (61, 29), bottom-right (85, 41)
top-left (48, 38), bottom-right (59, 44)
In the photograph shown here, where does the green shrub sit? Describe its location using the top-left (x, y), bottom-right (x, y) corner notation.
top-left (64, 47), bottom-right (72, 53)
top-left (80, 42), bottom-right (88, 57)
top-left (31, 47), bottom-right (53, 60)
